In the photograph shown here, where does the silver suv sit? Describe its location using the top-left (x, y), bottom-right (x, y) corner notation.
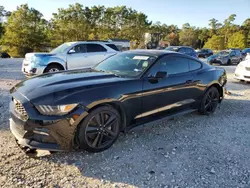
top-left (22, 41), bottom-right (119, 76)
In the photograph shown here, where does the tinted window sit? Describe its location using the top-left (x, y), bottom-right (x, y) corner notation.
top-left (154, 56), bottom-right (189, 75)
top-left (188, 48), bottom-right (194, 53)
top-left (72, 44), bottom-right (86, 53)
top-left (178, 48), bottom-right (187, 53)
top-left (106, 44), bottom-right (119, 51)
top-left (189, 59), bottom-right (202, 71)
top-left (86, 44), bottom-right (107, 52)
top-left (231, 51), bottom-right (236, 56)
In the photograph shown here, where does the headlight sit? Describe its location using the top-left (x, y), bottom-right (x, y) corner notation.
top-left (36, 104), bottom-right (78, 116)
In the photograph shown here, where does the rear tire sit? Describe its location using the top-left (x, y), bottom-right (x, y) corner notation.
top-left (75, 106), bottom-right (121, 152)
top-left (199, 87), bottom-right (220, 115)
top-left (44, 64), bottom-right (64, 73)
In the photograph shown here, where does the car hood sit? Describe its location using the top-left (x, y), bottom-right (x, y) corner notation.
top-left (238, 59), bottom-right (250, 67)
top-left (25, 52), bottom-right (56, 58)
top-left (11, 69), bottom-right (132, 105)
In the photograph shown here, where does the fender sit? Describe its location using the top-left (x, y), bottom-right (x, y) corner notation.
top-left (40, 55), bottom-right (67, 70)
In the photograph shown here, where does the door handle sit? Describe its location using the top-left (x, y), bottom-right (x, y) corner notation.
top-left (185, 80), bottom-right (193, 84)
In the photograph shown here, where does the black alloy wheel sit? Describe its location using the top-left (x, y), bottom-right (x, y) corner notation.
top-left (199, 87), bottom-right (220, 115)
top-left (76, 106), bottom-right (121, 152)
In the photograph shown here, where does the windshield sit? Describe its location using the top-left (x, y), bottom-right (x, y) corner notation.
top-left (217, 51), bottom-right (230, 56)
top-left (94, 53), bottom-right (157, 77)
top-left (50, 42), bottom-right (74, 54)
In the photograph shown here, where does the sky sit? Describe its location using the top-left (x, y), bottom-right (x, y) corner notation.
top-left (1, 0), bottom-right (250, 28)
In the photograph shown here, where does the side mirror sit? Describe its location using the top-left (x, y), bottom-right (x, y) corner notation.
top-left (155, 71), bottom-right (167, 79)
top-left (68, 49), bottom-right (76, 54)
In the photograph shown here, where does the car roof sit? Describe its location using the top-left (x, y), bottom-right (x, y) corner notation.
top-left (70, 41), bottom-right (112, 44)
top-left (168, 46), bottom-right (194, 49)
top-left (125, 49), bottom-right (178, 56)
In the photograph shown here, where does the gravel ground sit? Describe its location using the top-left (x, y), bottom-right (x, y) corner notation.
top-left (0, 58), bottom-right (250, 188)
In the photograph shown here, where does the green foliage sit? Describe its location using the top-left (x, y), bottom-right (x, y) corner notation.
top-left (179, 23), bottom-right (198, 47)
top-left (2, 4), bottom-right (48, 57)
top-left (228, 31), bottom-right (245, 49)
top-left (50, 4), bottom-right (151, 48)
top-left (204, 35), bottom-right (225, 50)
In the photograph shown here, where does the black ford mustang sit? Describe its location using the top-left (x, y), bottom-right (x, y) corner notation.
top-left (10, 50), bottom-right (227, 153)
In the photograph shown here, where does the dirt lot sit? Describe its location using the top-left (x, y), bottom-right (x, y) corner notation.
top-left (0, 58), bottom-right (250, 188)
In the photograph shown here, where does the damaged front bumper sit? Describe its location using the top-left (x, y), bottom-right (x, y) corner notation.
top-left (9, 96), bottom-right (89, 151)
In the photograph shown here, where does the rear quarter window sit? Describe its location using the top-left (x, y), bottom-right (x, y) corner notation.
top-left (106, 44), bottom-right (120, 51)
top-left (189, 59), bottom-right (202, 71)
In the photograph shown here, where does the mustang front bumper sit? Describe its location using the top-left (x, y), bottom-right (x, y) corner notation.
top-left (9, 96), bottom-right (88, 151)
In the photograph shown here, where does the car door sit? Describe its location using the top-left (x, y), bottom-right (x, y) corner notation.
top-left (66, 44), bottom-right (88, 69)
top-left (84, 44), bottom-right (112, 67)
top-left (140, 55), bottom-right (197, 118)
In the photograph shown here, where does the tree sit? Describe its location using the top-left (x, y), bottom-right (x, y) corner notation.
top-left (50, 4), bottom-right (151, 48)
top-left (242, 18), bottom-right (250, 47)
top-left (227, 31), bottom-right (245, 49)
top-left (2, 4), bottom-right (48, 57)
top-left (179, 23), bottom-right (198, 47)
top-left (0, 6), bottom-right (11, 40)
top-left (197, 28), bottom-right (210, 49)
top-left (208, 18), bottom-right (222, 35)
top-left (219, 14), bottom-right (240, 48)
top-left (204, 35), bottom-right (225, 50)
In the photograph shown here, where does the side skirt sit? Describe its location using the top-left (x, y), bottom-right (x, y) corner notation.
top-left (125, 108), bottom-right (197, 132)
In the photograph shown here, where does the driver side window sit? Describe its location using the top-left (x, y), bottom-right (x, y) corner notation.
top-left (71, 44), bottom-right (86, 53)
top-left (149, 56), bottom-right (189, 76)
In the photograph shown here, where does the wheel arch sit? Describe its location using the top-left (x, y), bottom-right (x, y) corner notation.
top-left (205, 83), bottom-right (224, 102)
top-left (44, 62), bottom-right (65, 73)
top-left (86, 101), bottom-right (127, 132)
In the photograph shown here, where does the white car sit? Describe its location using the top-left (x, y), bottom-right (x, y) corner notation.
top-left (245, 53), bottom-right (250, 60)
top-left (22, 41), bottom-right (119, 76)
top-left (234, 59), bottom-right (250, 82)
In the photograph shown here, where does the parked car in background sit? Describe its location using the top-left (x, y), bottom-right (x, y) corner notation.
top-left (10, 50), bottom-right (227, 153)
top-left (228, 48), bottom-right (242, 59)
top-left (197, 48), bottom-right (213, 58)
top-left (242, 48), bottom-right (250, 60)
top-left (0, 52), bottom-right (11, 58)
top-left (22, 41), bottom-right (119, 76)
top-left (245, 53), bottom-right (250, 60)
top-left (234, 59), bottom-right (250, 82)
top-left (207, 50), bottom-right (242, 65)
top-left (165, 46), bottom-right (197, 58)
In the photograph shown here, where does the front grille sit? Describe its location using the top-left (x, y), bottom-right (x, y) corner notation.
top-left (13, 99), bottom-right (29, 120)
top-left (244, 76), bottom-right (250, 79)
top-left (246, 67), bottom-right (250, 71)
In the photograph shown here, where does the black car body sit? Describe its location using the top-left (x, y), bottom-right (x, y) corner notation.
top-left (10, 50), bottom-right (227, 153)
top-left (197, 49), bottom-right (213, 58)
top-left (207, 50), bottom-right (242, 65)
top-left (165, 46), bottom-right (198, 58)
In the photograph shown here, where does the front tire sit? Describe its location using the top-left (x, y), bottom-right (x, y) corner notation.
top-left (199, 87), bottom-right (220, 115)
top-left (75, 106), bottom-right (121, 152)
top-left (227, 59), bottom-right (232, 65)
top-left (44, 64), bottom-right (64, 73)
